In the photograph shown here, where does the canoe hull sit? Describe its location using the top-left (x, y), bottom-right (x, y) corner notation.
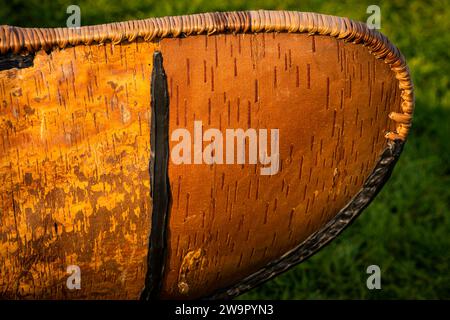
top-left (0, 10), bottom-right (414, 299)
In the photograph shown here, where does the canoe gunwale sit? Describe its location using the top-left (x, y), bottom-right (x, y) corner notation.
top-left (0, 10), bottom-right (413, 140)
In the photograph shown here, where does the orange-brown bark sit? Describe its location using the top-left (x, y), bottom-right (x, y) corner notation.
top-left (159, 33), bottom-right (401, 298)
top-left (0, 11), bottom-right (412, 300)
top-left (0, 41), bottom-right (156, 299)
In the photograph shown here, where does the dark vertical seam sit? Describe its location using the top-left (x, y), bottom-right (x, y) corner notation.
top-left (141, 51), bottom-right (171, 300)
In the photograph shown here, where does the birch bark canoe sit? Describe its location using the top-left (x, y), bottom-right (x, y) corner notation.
top-left (0, 10), bottom-right (414, 299)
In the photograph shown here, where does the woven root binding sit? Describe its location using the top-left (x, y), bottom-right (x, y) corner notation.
top-left (0, 10), bottom-right (413, 140)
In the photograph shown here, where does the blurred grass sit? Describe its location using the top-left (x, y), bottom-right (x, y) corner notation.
top-left (0, 0), bottom-right (448, 299)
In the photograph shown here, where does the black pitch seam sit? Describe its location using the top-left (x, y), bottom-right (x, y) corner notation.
top-left (141, 51), bottom-right (171, 300)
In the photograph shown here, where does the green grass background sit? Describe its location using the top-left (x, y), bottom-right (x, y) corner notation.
top-left (1, 0), bottom-right (448, 299)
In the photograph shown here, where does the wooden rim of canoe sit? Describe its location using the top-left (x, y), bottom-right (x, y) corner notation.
top-left (1, 10), bottom-right (413, 141)
top-left (0, 10), bottom-right (415, 299)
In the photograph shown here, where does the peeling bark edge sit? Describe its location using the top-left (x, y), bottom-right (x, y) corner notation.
top-left (207, 139), bottom-right (405, 299)
top-left (141, 51), bottom-right (171, 300)
top-left (0, 53), bottom-right (34, 71)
